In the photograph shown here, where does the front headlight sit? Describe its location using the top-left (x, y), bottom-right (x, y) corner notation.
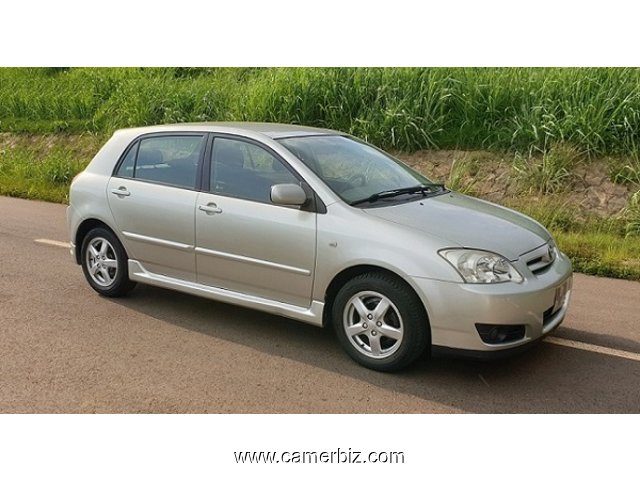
top-left (439, 249), bottom-right (524, 284)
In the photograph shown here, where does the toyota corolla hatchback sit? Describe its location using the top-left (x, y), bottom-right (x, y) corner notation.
top-left (67, 123), bottom-right (573, 371)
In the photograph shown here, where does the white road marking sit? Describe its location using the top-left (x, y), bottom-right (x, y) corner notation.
top-left (545, 336), bottom-right (640, 362)
top-left (34, 238), bottom-right (70, 248)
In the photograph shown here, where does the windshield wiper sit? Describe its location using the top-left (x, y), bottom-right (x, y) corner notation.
top-left (350, 183), bottom-right (446, 206)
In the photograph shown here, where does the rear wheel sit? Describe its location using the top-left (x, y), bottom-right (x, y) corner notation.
top-left (332, 272), bottom-right (429, 372)
top-left (80, 227), bottom-right (136, 297)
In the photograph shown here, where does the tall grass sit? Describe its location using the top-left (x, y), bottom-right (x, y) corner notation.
top-left (0, 148), bottom-right (85, 202)
top-left (0, 134), bottom-right (101, 202)
top-left (626, 191), bottom-right (640, 237)
top-left (506, 198), bottom-right (640, 280)
top-left (609, 152), bottom-right (640, 185)
top-left (513, 143), bottom-right (581, 194)
top-left (1, 67), bottom-right (640, 155)
top-left (447, 157), bottom-right (479, 194)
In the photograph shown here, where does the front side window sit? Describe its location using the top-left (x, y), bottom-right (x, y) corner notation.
top-left (116, 135), bottom-right (204, 189)
top-left (210, 137), bottom-right (299, 203)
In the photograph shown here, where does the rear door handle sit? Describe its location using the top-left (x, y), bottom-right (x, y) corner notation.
top-left (111, 187), bottom-right (131, 197)
top-left (198, 203), bottom-right (222, 215)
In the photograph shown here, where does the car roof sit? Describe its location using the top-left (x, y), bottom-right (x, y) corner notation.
top-left (114, 122), bottom-right (343, 140)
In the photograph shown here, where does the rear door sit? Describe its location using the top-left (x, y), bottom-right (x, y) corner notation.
top-left (195, 135), bottom-right (317, 307)
top-left (107, 133), bottom-right (206, 281)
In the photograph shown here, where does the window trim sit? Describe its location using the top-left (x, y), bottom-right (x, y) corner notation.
top-left (112, 132), bottom-right (209, 192)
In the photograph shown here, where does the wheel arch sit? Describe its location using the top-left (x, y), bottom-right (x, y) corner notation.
top-left (322, 264), bottom-right (431, 332)
top-left (74, 218), bottom-right (121, 264)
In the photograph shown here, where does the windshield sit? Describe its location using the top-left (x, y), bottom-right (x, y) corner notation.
top-left (278, 135), bottom-right (441, 206)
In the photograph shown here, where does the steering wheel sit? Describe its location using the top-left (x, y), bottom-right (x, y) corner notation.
top-left (347, 173), bottom-right (367, 187)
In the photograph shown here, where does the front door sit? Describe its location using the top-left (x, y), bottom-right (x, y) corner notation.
top-left (195, 136), bottom-right (316, 307)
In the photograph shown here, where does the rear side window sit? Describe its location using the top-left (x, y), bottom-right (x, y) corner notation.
top-left (116, 135), bottom-right (204, 189)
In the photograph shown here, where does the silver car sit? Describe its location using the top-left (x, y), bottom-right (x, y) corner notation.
top-left (67, 123), bottom-right (573, 371)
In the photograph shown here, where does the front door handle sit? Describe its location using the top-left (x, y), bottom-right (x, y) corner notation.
top-left (198, 203), bottom-right (223, 215)
top-left (111, 187), bottom-right (131, 197)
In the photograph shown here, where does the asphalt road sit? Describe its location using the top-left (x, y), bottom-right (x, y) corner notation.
top-left (0, 196), bottom-right (638, 413)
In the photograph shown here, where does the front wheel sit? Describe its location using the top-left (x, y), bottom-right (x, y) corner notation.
top-left (80, 227), bottom-right (136, 297)
top-left (332, 272), bottom-right (429, 372)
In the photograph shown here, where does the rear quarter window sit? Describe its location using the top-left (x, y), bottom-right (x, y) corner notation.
top-left (116, 143), bottom-right (138, 178)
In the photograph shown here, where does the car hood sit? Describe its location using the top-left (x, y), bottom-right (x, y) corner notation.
top-left (363, 192), bottom-right (550, 260)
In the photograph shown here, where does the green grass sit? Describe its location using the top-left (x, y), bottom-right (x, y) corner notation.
top-left (2, 67), bottom-right (640, 156)
top-left (506, 198), bottom-right (640, 280)
top-left (555, 232), bottom-right (640, 280)
top-left (505, 198), bottom-right (584, 233)
top-left (626, 191), bottom-right (640, 237)
top-left (0, 134), bottom-right (101, 202)
top-left (609, 152), bottom-right (640, 185)
top-left (0, 153), bottom-right (80, 203)
top-left (447, 157), bottom-right (480, 194)
top-left (0, 67), bottom-right (639, 281)
top-left (513, 143), bottom-right (581, 194)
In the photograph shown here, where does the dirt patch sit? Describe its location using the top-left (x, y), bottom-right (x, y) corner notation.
top-left (571, 162), bottom-right (633, 216)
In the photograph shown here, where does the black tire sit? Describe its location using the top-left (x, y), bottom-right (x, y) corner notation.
top-left (332, 272), bottom-right (429, 372)
top-left (80, 227), bottom-right (136, 297)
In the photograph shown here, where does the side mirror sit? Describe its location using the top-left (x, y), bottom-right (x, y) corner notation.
top-left (270, 183), bottom-right (308, 206)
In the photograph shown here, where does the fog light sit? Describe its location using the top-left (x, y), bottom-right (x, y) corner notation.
top-left (475, 324), bottom-right (526, 345)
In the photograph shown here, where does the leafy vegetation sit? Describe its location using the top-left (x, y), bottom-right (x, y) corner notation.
top-left (447, 157), bottom-right (479, 195)
top-left (0, 134), bottom-right (101, 202)
top-left (508, 199), bottom-right (640, 280)
top-left (626, 191), bottom-right (640, 237)
top-left (555, 232), bottom-right (640, 281)
top-left (2, 67), bottom-right (640, 156)
top-left (0, 67), bottom-right (638, 280)
top-left (513, 143), bottom-right (581, 194)
top-left (609, 153), bottom-right (640, 185)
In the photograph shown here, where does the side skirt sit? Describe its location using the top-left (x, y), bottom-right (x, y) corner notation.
top-left (128, 260), bottom-right (324, 327)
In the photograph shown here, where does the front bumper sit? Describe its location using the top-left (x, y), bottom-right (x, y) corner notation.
top-left (411, 251), bottom-right (573, 353)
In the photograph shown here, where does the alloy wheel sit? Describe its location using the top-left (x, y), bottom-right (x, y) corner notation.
top-left (342, 291), bottom-right (404, 359)
top-left (85, 237), bottom-right (118, 287)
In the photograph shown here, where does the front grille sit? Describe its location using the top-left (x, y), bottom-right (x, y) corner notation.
top-left (523, 243), bottom-right (556, 274)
